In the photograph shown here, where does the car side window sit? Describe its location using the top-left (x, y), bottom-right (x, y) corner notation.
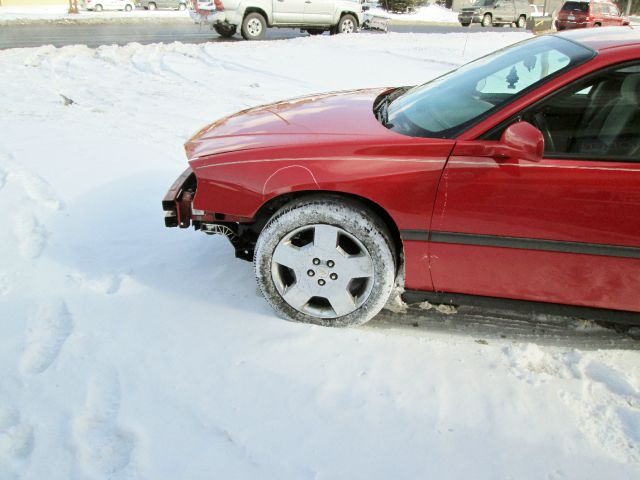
top-left (486, 64), bottom-right (640, 161)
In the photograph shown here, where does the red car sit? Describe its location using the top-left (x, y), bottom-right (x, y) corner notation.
top-left (555, 0), bottom-right (629, 30)
top-left (164, 27), bottom-right (640, 327)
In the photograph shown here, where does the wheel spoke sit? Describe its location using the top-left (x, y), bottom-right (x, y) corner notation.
top-left (329, 288), bottom-right (356, 317)
top-left (342, 254), bottom-right (373, 280)
top-left (282, 283), bottom-right (311, 311)
top-left (313, 224), bottom-right (339, 252)
top-left (272, 242), bottom-right (305, 270)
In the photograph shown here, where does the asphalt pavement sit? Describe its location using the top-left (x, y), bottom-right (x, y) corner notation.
top-left (0, 21), bottom-right (523, 49)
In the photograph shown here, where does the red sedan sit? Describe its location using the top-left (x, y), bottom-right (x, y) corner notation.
top-left (163, 27), bottom-right (640, 327)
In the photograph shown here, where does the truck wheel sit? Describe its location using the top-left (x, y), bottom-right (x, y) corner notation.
top-left (306, 29), bottom-right (324, 35)
top-left (215, 24), bottom-right (236, 38)
top-left (242, 12), bottom-right (267, 40)
top-left (335, 14), bottom-right (358, 34)
top-left (460, 21), bottom-right (471, 26)
top-left (94, 4), bottom-right (103, 11)
top-left (125, 4), bottom-right (132, 11)
top-left (178, 2), bottom-right (186, 10)
top-left (148, 2), bottom-right (156, 10)
top-left (516, 15), bottom-right (526, 28)
top-left (254, 196), bottom-right (396, 327)
top-left (481, 13), bottom-right (492, 27)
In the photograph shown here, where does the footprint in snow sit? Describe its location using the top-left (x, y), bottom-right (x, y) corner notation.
top-left (13, 210), bottom-right (48, 260)
top-left (18, 300), bottom-right (74, 375)
top-left (73, 368), bottom-right (134, 476)
top-left (0, 152), bottom-right (63, 210)
top-left (0, 405), bottom-right (34, 476)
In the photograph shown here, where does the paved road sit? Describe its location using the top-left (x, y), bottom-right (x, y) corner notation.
top-left (0, 22), bottom-right (523, 49)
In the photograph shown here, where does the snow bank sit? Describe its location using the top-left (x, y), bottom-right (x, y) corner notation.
top-left (368, 4), bottom-right (459, 23)
top-left (0, 5), bottom-right (189, 23)
top-left (1, 32), bottom-right (639, 480)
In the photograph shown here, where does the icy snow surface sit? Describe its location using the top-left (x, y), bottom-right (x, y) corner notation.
top-left (1, 32), bottom-right (639, 479)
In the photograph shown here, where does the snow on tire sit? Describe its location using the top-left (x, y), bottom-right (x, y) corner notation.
top-left (254, 196), bottom-right (396, 327)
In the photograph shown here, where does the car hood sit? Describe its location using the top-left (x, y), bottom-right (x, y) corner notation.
top-left (185, 88), bottom-right (392, 160)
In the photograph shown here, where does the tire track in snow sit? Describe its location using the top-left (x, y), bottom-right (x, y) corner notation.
top-left (18, 300), bottom-right (74, 375)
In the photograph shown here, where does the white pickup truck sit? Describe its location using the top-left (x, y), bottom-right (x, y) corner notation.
top-left (190, 0), bottom-right (364, 40)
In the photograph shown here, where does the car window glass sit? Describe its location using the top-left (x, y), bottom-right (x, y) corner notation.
top-left (520, 64), bottom-right (640, 160)
top-left (384, 36), bottom-right (593, 139)
top-left (562, 1), bottom-right (589, 12)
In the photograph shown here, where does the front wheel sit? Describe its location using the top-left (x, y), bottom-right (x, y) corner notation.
top-left (148, 2), bottom-right (156, 10)
top-left (125, 4), bottom-right (132, 11)
top-left (516, 15), bottom-right (526, 28)
top-left (241, 12), bottom-right (267, 40)
top-left (306, 29), bottom-right (324, 35)
top-left (334, 14), bottom-right (358, 34)
top-left (254, 196), bottom-right (396, 327)
top-left (178, 2), bottom-right (186, 10)
top-left (94, 4), bottom-right (103, 11)
top-left (481, 13), bottom-right (492, 27)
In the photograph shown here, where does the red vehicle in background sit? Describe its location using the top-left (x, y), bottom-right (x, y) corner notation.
top-left (163, 28), bottom-right (640, 327)
top-left (556, 0), bottom-right (629, 30)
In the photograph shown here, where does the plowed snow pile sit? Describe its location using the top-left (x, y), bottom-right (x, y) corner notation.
top-left (1, 32), bottom-right (639, 480)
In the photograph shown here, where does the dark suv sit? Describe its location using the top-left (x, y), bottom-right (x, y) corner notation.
top-left (555, 0), bottom-right (629, 30)
top-left (458, 0), bottom-right (530, 27)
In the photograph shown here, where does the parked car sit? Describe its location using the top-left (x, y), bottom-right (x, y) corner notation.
top-left (163, 27), bottom-right (640, 327)
top-left (555, 0), bottom-right (629, 30)
top-left (81, 0), bottom-right (135, 11)
top-left (138, 0), bottom-right (187, 10)
top-left (189, 0), bottom-right (364, 40)
top-left (458, 0), bottom-right (529, 27)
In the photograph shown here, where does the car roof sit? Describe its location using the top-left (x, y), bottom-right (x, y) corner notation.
top-left (555, 26), bottom-right (640, 52)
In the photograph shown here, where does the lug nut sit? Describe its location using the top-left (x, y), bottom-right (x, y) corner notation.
top-left (313, 258), bottom-right (321, 265)
top-left (307, 270), bottom-right (315, 277)
top-left (318, 279), bottom-right (326, 286)
top-left (327, 260), bottom-right (335, 268)
top-left (330, 273), bottom-right (338, 280)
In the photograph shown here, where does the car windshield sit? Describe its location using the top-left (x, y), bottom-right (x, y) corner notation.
top-left (562, 1), bottom-right (590, 12)
top-left (475, 0), bottom-right (496, 6)
top-left (382, 35), bottom-right (594, 138)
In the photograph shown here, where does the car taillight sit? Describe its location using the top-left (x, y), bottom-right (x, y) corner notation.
top-left (214, 0), bottom-right (224, 10)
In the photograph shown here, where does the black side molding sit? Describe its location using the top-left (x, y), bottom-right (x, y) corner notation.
top-left (402, 290), bottom-right (640, 326)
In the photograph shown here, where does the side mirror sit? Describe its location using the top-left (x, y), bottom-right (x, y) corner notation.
top-left (499, 121), bottom-right (544, 162)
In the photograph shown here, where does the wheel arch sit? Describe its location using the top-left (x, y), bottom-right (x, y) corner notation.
top-left (252, 190), bottom-right (403, 273)
top-left (242, 6), bottom-right (271, 26)
top-left (338, 10), bottom-right (360, 26)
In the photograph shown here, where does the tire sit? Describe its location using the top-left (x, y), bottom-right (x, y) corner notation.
top-left (148, 2), bottom-right (156, 10)
top-left (241, 12), bottom-right (267, 40)
top-left (335, 14), bottom-right (358, 34)
top-left (516, 15), bottom-right (526, 28)
top-left (95, 4), bottom-right (103, 11)
top-left (214, 24), bottom-right (236, 38)
top-left (306, 29), bottom-right (324, 35)
top-left (481, 13), bottom-right (492, 27)
top-left (594, 22), bottom-right (601, 27)
top-left (254, 196), bottom-right (396, 327)
top-left (460, 21), bottom-right (471, 26)
top-left (125, 4), bottom-right (132, 11)
top-left (178, 2), bottom-right (186, 10)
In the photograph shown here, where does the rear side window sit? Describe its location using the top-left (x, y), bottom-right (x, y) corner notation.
top-left (562, 1), bottom-right (590, 12)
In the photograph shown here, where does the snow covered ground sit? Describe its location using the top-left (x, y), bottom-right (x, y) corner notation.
top-left (1, 32), bottom-right (640, 480)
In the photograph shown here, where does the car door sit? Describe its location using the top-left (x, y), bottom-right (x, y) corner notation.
top-left (495, 0), bottom-right (515, 22)
top-left (303, 0), bottom-right (334, 24)
top-left (429, 62), bottom-right (640, 313)
top-left (273, 0), bottom-right (306, 23)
